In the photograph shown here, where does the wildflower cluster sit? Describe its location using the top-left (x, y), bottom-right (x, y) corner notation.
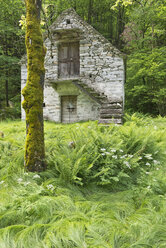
top-left (137, 153), bottom-right (161, 171)
top-left (100, 148), bottom-right (160, 169)
top-left (0, 180), bottom-right (7, 188)
top-left (94, 146), bottom-right (162, 187)
top-left (46, 184), bottom-right (55, 191)
top-left (16, 174), bottom-right (41, 187)
top-left (100, 147), bottom-right (134, 170)
top-left (33, 174), bottom-right (40, 179)
top-left (93, 147), bottom-right (138, 186)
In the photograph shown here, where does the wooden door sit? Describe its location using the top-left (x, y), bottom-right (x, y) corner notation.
top-left (58, 42), bottom-right (80, 78)
top-left (61, 96), bottom-right (77, 123)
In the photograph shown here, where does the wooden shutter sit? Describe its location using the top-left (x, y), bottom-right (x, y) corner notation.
top-left (58, 42), bottom-right (80, 78)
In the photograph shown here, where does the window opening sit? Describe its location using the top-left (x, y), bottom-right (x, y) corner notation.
top-left (58, 42), bottom-right (80, 78)
top-left (66, 19), bottom-right (71, 24)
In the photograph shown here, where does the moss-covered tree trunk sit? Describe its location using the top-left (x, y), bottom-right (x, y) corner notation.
top-left (22, 0), bottom-right (46, 172)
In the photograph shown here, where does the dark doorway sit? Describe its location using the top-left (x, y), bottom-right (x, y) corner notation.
top-left (61, 95), bottom-right (77, 123)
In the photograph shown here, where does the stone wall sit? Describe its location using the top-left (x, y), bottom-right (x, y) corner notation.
top-left (43, 82), bottom-right (100, 122)
top-left (21, 64), bottom-right (26, 120)
top-left (48, 8), bottom-right (125, 100)
top-left (21, 8), bottom-right (124, 123)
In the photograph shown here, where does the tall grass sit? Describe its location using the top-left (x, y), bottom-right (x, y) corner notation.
top-left (0, 115), bottom-right (166, 247)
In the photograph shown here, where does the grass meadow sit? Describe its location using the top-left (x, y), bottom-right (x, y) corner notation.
top-left (0, 114), bottom-right (166, 247)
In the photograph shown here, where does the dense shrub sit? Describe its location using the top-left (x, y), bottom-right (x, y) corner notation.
top-left (46, 118), bottom-right (165, 189)
top-left (0, 106), bottom-right (21, 121)
top-left (0, 115), bottom-right (165, 190)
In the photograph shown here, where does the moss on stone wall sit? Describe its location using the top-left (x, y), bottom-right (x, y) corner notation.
top-left (22, 0), bottom-right (46, 171)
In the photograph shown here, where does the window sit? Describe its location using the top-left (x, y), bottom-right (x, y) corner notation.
top-left (58, 42), bottom-right (80, 78)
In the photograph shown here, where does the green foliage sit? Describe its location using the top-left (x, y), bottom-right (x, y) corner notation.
top-left (0, 0), bottom-right (25, 109)
top-left (0, 117), bottom-right (166, 246)
top-left (0, 107), bottom-right (20, 121)
top-left (122, 0), bottom-right (166, 115)
top-left (43, 118), bottom-right (165, 190)
top-left (153, 88), bottom-right (166, 116)
top-left (125, 47), bottom-right (166, 115)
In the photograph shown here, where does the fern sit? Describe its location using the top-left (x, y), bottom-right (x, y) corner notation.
top-left (0, 116), bottom-right (166, 247)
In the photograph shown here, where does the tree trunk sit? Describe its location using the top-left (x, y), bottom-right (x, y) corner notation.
top-left (109, 13), bottom-right (113, 41)
top-left (73, 0), bottom-right (77, 10)
top-left (5, 78), bottom-right (9, 107)
top-left (88, 0), bottom-right (93, 24)
top-left (22, 0), bottom-right (46, 172)
top-left (5, 29), bottom-right (9, 107)
top-left (151, 23), bottom-right (154, 49)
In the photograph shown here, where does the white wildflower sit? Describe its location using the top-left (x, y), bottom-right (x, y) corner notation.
top-left (139, 157), bottom-right (142, 160)
top-left (145, 172), bottom-right (150, 175)
top-left (110, 149), bottom-right (116, 153)
top-left (128, 155), bottom-right (133, 158)
top-left (120, 155), bottom-right (127, 159)
top-left (47, 184), bottom-right (54, 190)
top-left (101, 153), bottom-right (105, 156)
top-left (0, 180), bottom-right (4, 185)
top-left (17, 178), bottom-right (23, 183)
top-left (24, 182), bottom-right (30, 186)
top-left (33, 174), bottom-right (40, 179)
top-left (147, 186), bottom-right (151, 189)
top-left (100, 148), bottom-right (106, 151)
top-left (105, 152), bottom-right (111, 155)
top-left (119, 149), bottom-right (123, 153)
top-left (24, 172), bottom-right (29, 176)
top-left (123, 161), bottom-right (131, 169)
top-left (112, 155), bottom-right (118, 159)
top-left (153, 160), bottom-right (160, 165)
top-left (146, 162), bottom-right (151, 166)
top-left (144, 154), bottom-right (153, 160)
top-left (156, 167), bottom-right (160, 170)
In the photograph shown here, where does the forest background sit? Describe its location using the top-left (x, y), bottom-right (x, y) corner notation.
top-left (0, 0), bottom-right (166, 119)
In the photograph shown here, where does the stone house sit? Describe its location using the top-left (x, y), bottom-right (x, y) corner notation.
top-left (21, 8), bottom-right (125, 124)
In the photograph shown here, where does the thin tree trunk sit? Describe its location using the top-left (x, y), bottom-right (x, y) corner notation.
top-left (5, 78), bottom-right (9, 107)
top-left (116, 4), bottom-right (124, 48)
top-left (4, 21), bottom-right (9, 107)
top-left (88, 0), bottom-right (93, 24)
top-left (151, 23), bottom-right (154, 49)
top-left (109, 14), bottom-right (113, 41)
top-left (73, 0), bottom-right (76, 10)
top-left (22, 0), bottom-right (46, 172)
